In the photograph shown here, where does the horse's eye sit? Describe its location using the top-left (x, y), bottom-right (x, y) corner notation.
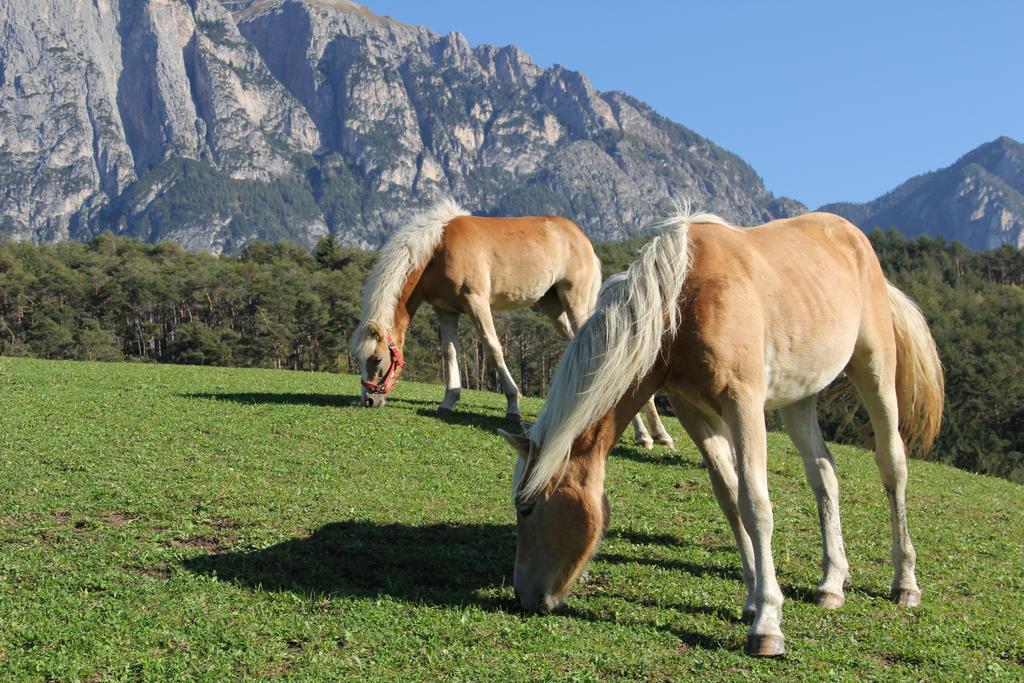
top-left (370, 355), bottom-right (382, 364)
top-left (518, 501), bottom-right (535, 518)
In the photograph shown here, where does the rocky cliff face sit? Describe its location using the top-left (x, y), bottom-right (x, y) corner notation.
top-left (4, 0), bottom-right (805, 252)
top-left (822, 137), bottom-right (1024, 250)
top-left (1, 0), bottom-right (325, 251)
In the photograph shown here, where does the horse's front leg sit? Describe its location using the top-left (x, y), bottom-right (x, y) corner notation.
top-left (726, 394), bottom-right (786, 657)
top-left (667, 395), bottom-right (757, 623)
top-left (437, 312), bottom-right (462, 414)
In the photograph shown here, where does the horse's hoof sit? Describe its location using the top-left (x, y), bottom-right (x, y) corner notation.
top-left (437, 405), bottom-right (453, 415)
top-left (891, 588), bottom-right (921, 607)
top-left (637, 439), bottom-right (654, 450)
top-left (745, 633), bottom-right (785, 657)
top-left (814, 590), bottom-right (845, 609)
top-left (741, 608), bottom-right (756, 624)
top-left (656, 437), bottom-right (675, 449)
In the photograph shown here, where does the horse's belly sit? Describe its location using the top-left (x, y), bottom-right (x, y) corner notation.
top-left (489, 282), bottom-right (556, 311)
top-left (763, 342), bottom-right (853, 410)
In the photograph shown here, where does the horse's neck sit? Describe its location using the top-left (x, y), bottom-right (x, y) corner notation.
top-left (570, 375), bottom-right (664, 479)
top-left (389, 264), bottom-right (428, 348)
top-left (568, 410), bottom-right (628, 484)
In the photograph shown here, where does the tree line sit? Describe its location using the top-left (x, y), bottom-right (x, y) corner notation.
top-left (1, 230), bottom-right (1021, 484)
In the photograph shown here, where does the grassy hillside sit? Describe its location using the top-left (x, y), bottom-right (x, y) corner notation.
top-left (1, 358), bottom-right (1021, 680)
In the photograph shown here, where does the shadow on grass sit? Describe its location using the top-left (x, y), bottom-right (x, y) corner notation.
top-left (780, 583), bottom-right (819, 605)
top-left (182, 392), bottom-right (441, 410)
top-left (607, 529), bottom-right (736, 555)
top-left (183, 392), bottom-right (363, 408)
top-left (600, 553), bottom-right (743, 582)
top-left (184, 520), bottom-right (517, 609)
top-left (407, 416), bottom-right (699, 463)
top-left (386, 395), bottom-right (453, 409)
top-left (414, 407), bottom-right (515, 433)
top-left (609, 444), bottom-right (702, 468)
top-left (563, 604), bottom-right (729, 649)
top-left (569, 592), bottom-right (743, 627)
top-left (182, 520), bottom-right (731, 649)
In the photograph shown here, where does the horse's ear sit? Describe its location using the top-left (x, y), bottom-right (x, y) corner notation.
top-left (366, 320), bottom-right (385, 341)
top-left (498, 428), bottom-right (531, 457)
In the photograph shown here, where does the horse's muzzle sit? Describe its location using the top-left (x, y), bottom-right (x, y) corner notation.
top-left (514, 586), bottom-right (560, 614)
top-left (363, 392), bottom-right (386, 408)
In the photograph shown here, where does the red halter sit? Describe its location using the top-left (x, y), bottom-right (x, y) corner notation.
top-left (361, 330), bottom-right (406, 395)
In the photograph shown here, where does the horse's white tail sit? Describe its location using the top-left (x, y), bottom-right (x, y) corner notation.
top-left (887, 282), bottom-right (944, 455)
top-left (521, 206), bottom-right (728, 500)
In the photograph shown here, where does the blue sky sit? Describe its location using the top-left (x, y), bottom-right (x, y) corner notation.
top-left (367, 1), bottom-right (1023, 209)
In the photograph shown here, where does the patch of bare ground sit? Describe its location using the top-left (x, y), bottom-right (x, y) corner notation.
top-left (209, 515), bottom-right (241, 531)
top-left (170, 534), bottom-right (239, 552)
top-left (101, 511), bottom-right (131, 527)
top-left (132, 565), bottom-right (172, 580)
top-left (265, 659), bottom-right (293, 679)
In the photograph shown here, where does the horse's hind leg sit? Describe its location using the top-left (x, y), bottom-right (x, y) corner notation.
top-left (556, 280), bottom-right (593, 333)
top-left (466, 297), bottom-right (521, 419)
top-left (535, 290), bottom-right (574, 341)
top-left (437, 312), bottom-right (462, 414)
top-left (631, 413), bottom-right (654, 449)
top-left (641, 397), bottom-right (675, 448)
top-left (627, 399), bottom-right (674, 449)
top-left (846, 351), bottom-right (921, 606)
top-left (780, 396), bottom-right (850, 609)
top-left (667, 394), bottom-right (757, 624)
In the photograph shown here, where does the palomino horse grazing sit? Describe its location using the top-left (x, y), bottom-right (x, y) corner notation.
top-left (350, 199), bottom-right (675, 445)
top-left (349, 199), bottom-right (600, 418)
top-left (500, 208), bottom-right (943, 657)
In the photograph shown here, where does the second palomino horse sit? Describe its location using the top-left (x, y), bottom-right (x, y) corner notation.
top-left (349, 199), bottom-right (675, 447)
top-left (500, 207), bottom-right (943, 657)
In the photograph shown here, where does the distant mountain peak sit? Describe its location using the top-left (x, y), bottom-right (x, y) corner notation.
top-left (822, 136), bottom-right (1024, 250)
top-left (989, 134), bottom-right (1019, 148)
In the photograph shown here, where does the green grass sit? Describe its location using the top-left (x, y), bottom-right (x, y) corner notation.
top-left (1, 357), bottom-right (1022, 681)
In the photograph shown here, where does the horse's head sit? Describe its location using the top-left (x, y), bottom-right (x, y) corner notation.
top-left (350, 320), bottom-right (405, 407)
top-left (499, 427), bottom-right (610, 613)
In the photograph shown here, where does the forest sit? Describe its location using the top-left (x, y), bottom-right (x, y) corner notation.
top-left (1, 230), bottom-right (1021, 484)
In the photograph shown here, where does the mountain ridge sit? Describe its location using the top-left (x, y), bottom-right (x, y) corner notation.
top-left (0, 0), bottom-right (802, 252)
top-left (821, 136), bottom-right (1024, 250)
top-left (2, 1), bottom-right (1018, 252)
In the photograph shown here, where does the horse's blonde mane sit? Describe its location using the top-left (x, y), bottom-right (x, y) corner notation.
top-left (519, 205), bottom-right (730, 500)
top-left (350, 198), bottom-right (469, 359)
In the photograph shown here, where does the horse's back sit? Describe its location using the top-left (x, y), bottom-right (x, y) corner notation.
top-left (426, 214), bottom-right (598, 309)
top-left (447, 214), bottom-right (593, 252)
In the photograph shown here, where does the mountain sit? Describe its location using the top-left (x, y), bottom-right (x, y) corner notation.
top-left (0, 0), bottom-right (803, 253)
top-left (822, 136), bottom-right (1024, 250)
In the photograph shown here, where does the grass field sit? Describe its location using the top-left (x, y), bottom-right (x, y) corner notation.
top-left (1, 357), bottom-right (1022, 681)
